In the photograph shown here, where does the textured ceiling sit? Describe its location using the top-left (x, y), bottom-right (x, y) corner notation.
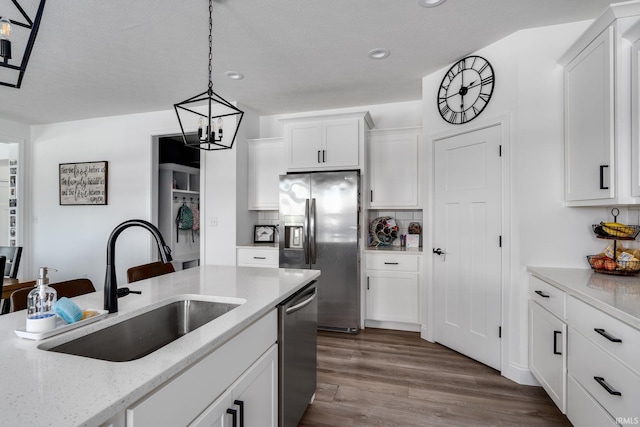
top-left (0, 0), bottom-right (624, 125)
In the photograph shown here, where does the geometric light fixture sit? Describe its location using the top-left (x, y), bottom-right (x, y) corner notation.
top-left (174, 0), bottom-right (244, 151)
top-left (0, 0), bottom-right (46, 89)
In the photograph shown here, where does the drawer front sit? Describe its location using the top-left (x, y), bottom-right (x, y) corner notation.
top-left (365, 253), bottom-right (419, 272)
top-left (568, 327), bottom-right (640, 421)
top-left (237, 248), bottom-right (279, 268)
top-left (567, 374), bottom-right (618, 427)
top-left (567, 296), bottom-right (640, 375)
top-left (529, 276), bottom-right (566, 319)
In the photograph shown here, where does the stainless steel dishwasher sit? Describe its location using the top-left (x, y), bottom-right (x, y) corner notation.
top-left (278, 280), bottom-right (318, 427)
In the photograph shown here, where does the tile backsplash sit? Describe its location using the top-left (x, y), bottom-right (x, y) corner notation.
top-left (368, 210), bottom-right (423, 247)
top-left (256, 209), bottom-right (423, 248)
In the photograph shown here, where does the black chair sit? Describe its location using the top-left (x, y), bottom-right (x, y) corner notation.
top-left (0, 246), bottom-right (23, 279)
top-left (127, 261), bottom-right (175, 283)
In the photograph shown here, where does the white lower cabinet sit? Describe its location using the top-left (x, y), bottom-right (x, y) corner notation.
top-left (236, 247), bottom-right (279, 268)
top-left (529, 301), bottom-right (566, 412)
top-left (364, 252), bottom-right (420, 329)
top-left (126, 310), bottom-right (277, 427)
top-left (529, 273), bottom-right (640, 426)
top-left (190, 345), bottom-right (277, 427)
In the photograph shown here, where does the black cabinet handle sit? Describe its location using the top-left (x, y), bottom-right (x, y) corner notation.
top-left (253, 256), bottom-right (266, 260)
top-left (322, 149), bottom-right (326, 162)
top-left (594, 376), bottom-right (622, 396)
top-left (384, 262), bottom-right (399, 265)
top-left (234, 400), bottom-right (244, 427)
top-left (317, 150), bottom-right (321, 163)
top-left (553, 331), bottom-right (562, 355)
top-left (371, 190), bottom-right (373, 202)
top-left (534, 290), bottom-right (550, 298)
top-left (226, 408), bottom-right (238, 426)
top-left (600, 165), bottom-right (609, 190)
top-left (594, 328), bottom-right (622, 343)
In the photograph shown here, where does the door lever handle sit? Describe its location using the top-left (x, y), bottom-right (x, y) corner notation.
top-left (433, 248), bottom-right (446, 260)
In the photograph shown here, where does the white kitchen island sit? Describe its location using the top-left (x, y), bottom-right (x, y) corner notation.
top-left (0, 265), bottom-right (320, 427)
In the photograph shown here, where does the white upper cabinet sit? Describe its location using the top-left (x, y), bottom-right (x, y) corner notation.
top-left (367, 127), bottom-right (420, 209)
top-left (247, 137), bottom-right (284, 210)
top-left (281, 112), bottom-right (374, 171)
top-left (560, 3), bottom-right (640, 206)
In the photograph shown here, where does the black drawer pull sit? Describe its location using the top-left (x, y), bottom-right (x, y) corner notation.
top-left (234, 400), bottom-right (244, 427)
top-left (594, 376), bottom-right (622, 396)
top-left (534, 290), bottom-right (550, 298)
top-left (253, 256), bottom-right (266, 260)
top-left (594, 328), bottom-right (622, 343)
top-left (384, 262), bottom-right (399, 265)
top-left (227, 408), bottom-right (238, 426)
top-left (553, 330), bottom-right (562, 355)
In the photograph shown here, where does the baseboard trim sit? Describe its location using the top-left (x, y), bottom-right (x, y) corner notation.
top-left (364, 319), bottom-right (421, 332)
top-left (502, 361), bottom-right (540, 386)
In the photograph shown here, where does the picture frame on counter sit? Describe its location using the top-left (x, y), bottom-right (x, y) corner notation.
top-left (254, 225), bottom-right (276, 244)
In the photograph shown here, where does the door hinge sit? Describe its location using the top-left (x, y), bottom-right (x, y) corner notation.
top-left (499, 326), bottom-right (502, 338)
top-left (499, 145), bottom-right (502, 157)
top-left (499, 235), bottom-right (502, 247)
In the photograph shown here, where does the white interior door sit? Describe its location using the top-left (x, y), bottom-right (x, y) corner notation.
top-left (433, 124), bottom-right (502, 371)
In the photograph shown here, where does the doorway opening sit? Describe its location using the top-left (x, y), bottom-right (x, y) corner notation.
top-left (153, 135), bottom-right (201, 271)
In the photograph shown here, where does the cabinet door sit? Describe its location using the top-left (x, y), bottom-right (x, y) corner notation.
top-left (565, 27), bottom-right (615, 202)
top-left (232, 345), bottom-right (278, 427)
top-left (322, 118), bottom-right (360, 168)
top-left (189, 390), bottom-right (233, 427)
top-left (248, 138), bottom-right (284, 210)
top-left (369, 130), bottom-right (419, 208)
top-left (529, 301), bottom-right (566, 413)
top-left (285, 122), bottom-right (322, 169)
top-left (366, 271), bottom-right (419, 323)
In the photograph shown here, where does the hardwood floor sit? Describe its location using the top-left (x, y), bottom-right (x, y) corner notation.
top-left (298, 328), bottom-right (571, 427)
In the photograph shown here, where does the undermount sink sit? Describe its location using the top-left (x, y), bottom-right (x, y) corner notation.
top-left (43, 298), bottom-right (241, 362)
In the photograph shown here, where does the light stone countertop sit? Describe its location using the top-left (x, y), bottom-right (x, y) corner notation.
top-left (0, 265), bottom-right (320, 427)
top-left (527, 266), bottom-right (640, 330)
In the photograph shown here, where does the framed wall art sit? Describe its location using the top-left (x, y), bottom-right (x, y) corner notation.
top-left (59, 161), bottom-right (108, 205)
top-left (254, 225), bottom-right (276, 244)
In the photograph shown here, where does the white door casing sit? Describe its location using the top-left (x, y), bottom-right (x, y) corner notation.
top-left (433, 124), bottom-right (503, 371)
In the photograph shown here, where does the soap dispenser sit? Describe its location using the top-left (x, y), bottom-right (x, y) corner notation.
top-left (26, 267), bottom-right (58, 333)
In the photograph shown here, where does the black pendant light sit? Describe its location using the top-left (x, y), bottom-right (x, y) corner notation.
top-left (174, 0), bottom-right (244, 151)
top-left (0, 0), bottom-right (46, 89)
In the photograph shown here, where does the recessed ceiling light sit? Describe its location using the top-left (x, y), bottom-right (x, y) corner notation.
top-left (417, 0), bottom-right (447, 7)
top-left (368, 48), bottom-right (390, 60)
top-left (225, 71), bottom-right (244, 80)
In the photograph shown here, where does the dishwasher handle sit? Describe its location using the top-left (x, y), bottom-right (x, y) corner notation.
top-left (285, 287), bottom-right (317, 315)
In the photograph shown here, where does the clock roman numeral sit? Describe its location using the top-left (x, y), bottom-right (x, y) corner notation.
top-left (439, 104), bottom-right (451, 117)
top-left (481, 75), bottom-right (494, 86)
top-left (477, 62), bottom-right (489, 74)
top-left (479, 92), bottom-right (491, 102)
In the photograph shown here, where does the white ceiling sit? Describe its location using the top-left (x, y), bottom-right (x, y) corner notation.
top-left (0, 0), bottom-right (624, 125)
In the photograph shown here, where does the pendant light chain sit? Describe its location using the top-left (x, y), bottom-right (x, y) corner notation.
top-left (208, 0), bottom-right (213, 93)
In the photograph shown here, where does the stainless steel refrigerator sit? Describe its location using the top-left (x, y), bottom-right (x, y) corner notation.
top-left (279, 171), bottom-right (360, 333)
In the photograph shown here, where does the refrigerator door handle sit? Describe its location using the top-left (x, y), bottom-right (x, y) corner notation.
top-left (310, 198), bottom-right (317, 264)
top-left (304, 199), bottom-right (310, 264)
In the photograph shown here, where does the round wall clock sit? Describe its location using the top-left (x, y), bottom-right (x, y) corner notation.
top-left (437, 55), bottom-right (495, 124)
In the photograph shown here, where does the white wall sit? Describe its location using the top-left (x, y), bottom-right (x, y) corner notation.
top-left (421, 20), bottom-right (623, 384)
top-left (30, 108), bottom-right (258, 288)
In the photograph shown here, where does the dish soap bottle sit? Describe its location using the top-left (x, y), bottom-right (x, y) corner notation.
top-left (26, 267), bottom-right (58, 333)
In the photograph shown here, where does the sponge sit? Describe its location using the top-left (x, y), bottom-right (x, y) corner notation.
top-left (53, 297), bottom-right (84, 324)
